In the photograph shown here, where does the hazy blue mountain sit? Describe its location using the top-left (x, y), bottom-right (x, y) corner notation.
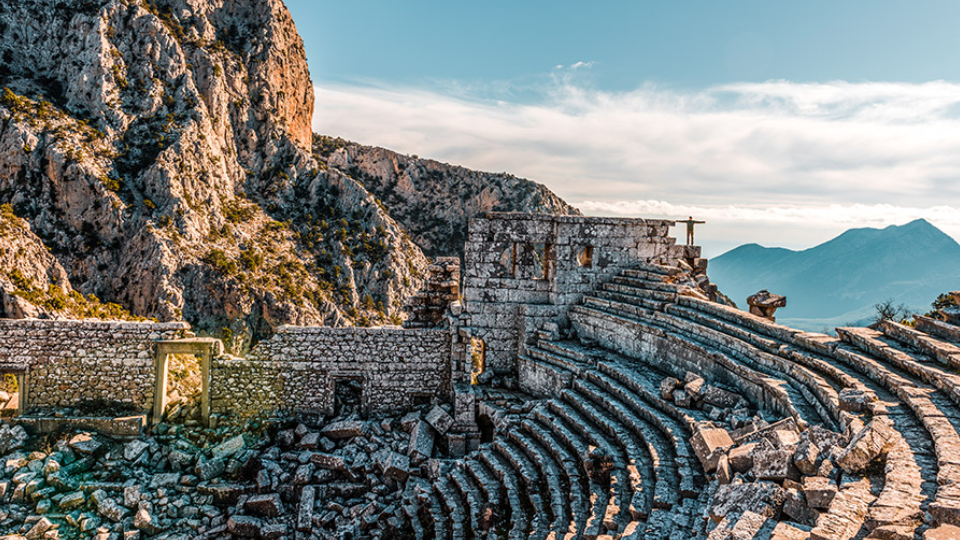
top-left (709, 219), bottom-right (960, 331)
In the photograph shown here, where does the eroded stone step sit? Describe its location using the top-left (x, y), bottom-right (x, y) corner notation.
top-left (478, 449), bottom-right (530, 540)
top-left (510, 427), bottom-right (572, 534)
top-left (520, 416), bottom-right (591, 533)
top-left (449, 466), bottom-right (483, 539)
top-left (435, 477), bottom-right (468, 540)
top-left (492, 437), bottom-right (551, 537)
top-left (531, 406), bottom-right (609, 540)
top-left (916, 315), bottom-right (960, 344)
top-left (584, 367), bottom-right (702, 500)
top-left (570, 303), bottom-right (807, 425)
top-left (877, 319), bottom-right (960, 370)
top-left (545, 399), bottom-right (626, 539)
top-left (610, 274), bottom-right (681, 293)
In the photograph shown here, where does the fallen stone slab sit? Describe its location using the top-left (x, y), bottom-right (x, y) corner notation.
top-left (660, 377), bottom-right (680, 401)
top-left (227, 515), bottom-right (263, 538)
top-left (321, 420), bottom-right (366, 439)
top-left (752, 442), bottom-right (798, 482)
top-left (123, 440), bottom-right (150, 462)
top-left (244, 493), bottom-right (283, 517)
top-left (425, 406), bottom-right (454, 435)
top-left (58, 490), bottom-right (85, 510)
top-left (810, 478), bottom-right (875, 540)
top-left (382, 452), bottom-right (410, 481)
top-left (690, 423), bottom-right (735, 473)
top-left (297, 486), bottom-right (316, 533)
top-left (134, 507), bottom-right (165, 535)
top-left (728, 442), bottom-right (757, 474)
top-left (211, 435), bottom-right (246, 460)
top-left (771, 521), bottom-right (812, 540)
top-left (836, 418), bottom-right (896, 473)
top-left (310, 452), bottom-right (348, 471)
top-left (793, 439), bottom-right (820, 476)
top-left (710, 481), bottom-right (786, 523)
top-left (408, 421), bottom-right (435, 465)
top-left (803, 476), bottom-right (838, 510)
top-left (69, 433), bottom-right (105, 456)
top-left (733, 417), bottom-right (800, 445)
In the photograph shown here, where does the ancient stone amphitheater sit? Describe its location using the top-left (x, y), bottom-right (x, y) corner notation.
top-left (2, 213), bottom-right (959, 540)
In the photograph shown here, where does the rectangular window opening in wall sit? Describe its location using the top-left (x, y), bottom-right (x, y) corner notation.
top-left (0, 370), bottom-right (25, 418)
top-left (533, 242), bottom-right (552, 280)
top-left (577, 245), bottom-right (594, 268)
top-left (333, 377), bottom-right (365, 417)
top-left (411, 393), bottom-right (433, 407)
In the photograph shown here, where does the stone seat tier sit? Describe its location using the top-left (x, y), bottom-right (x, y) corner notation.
top-left (585, 293), bottom-right (840, 429)
top-left (915, 315), bottom-right (960, 344)
top-left (463, 457), bottom-right (505, 534)
top-left (626, 262), bottom-right (682, 277)
top-left (598, 281), bottom-right (675, 303)
top-left (426, 484), bottom-right (452, 540)
top-left (559, 385), bottom-right (647, 535)
top-left (835, 327), bottom-right (960, 527)
top-left (672, 294), bottom-right (942, 531)
top-left (593, 288), bottom-right (668, 313)
top-left (401, 489), bottom-right (427, 540)
top-left (477, 449), bottom-right (530, 540)
top-left (526, 346), bottom-right (590, 377)
top-left (449, 465), bottom-right (483, 539)
top-left (545, 398), bottom-right (630, 538)
top-left (570, 377), bottom-right (675, 511)
top-left (435, 477), bottom-right (468, 540)
top-left (570, 302), bottom-right (810, 426)
top-left (662, 303), bottom-right (843, 430)
top-left (666, 301), bottom-right (873, 422)
top-left (492, 438), bottom-right (551, 538)
top-left (530, 405), bottom-right (612, 538)
top-left (876, 319), bottom-right (960, 370)
top-left (537, 339), bottom-right (601, 365)
top-left (594, 293), bottom-right (838, 429)
top-left (536, 341), bottom-right (702, 502)
top-left (609, 275), bottom-right (682, 294)
top-left (584, 365), bottom-right (703, 500)
top-left (507, 428), bottom-right (571, 534)
top-left (519, 416), bottom-right (592, 532)
top-left (620, 268), bottom-right (672, 283)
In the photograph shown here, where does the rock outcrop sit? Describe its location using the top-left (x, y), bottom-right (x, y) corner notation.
top-left (321, 137), bottom-right (579, 258)
top-left (0, 1), bottom-right (577, 349)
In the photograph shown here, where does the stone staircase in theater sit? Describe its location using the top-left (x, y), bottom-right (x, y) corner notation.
top-left (400, 262), bottom-right (960, 539)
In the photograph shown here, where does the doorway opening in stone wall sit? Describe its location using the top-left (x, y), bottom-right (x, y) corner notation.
top-left (470, 337), bottom-right (486, 384)
top-left (333, 376), bottom-right (365, 418)
top-left (161, 354), bottom-right (203, 426)
top-left (0, 370), bottom-right (24, 418)
top-left (477, 413), bottom-right (495, 443)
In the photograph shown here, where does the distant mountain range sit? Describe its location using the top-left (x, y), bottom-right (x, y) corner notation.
top-left (708, 219), bottom-right (960, 332)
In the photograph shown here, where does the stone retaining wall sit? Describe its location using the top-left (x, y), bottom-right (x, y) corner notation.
top-left (0, 319), bottom-right (189, 413)
top-left (231, 325), bottom-right (453, 417)
top-left (462, 213), bottom-right (690, 373)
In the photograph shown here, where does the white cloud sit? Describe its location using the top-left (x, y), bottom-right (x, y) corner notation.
top-left (569, 61), bottom-right (595, 70)
top-left (312, 79), bottom-right (960, 252)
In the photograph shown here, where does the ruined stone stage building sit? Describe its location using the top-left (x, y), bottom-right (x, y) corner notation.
top-left (3, 212), bottom-right (960, 539)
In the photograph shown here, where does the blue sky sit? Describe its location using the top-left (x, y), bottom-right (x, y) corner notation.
top-left (286, 1), bottom-right (960, 256)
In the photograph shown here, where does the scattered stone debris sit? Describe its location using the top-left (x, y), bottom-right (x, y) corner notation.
top-left (0, 403), bottom-right (447, 540)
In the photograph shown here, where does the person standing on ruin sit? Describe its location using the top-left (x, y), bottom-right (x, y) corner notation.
top-left (677, 216), bottom-right (705, 245)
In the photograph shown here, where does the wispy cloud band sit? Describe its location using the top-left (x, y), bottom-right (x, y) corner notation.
top-left (312, 79), bottom-right (960, 248)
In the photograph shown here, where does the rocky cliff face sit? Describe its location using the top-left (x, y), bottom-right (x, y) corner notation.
top-left (321, 137), bottom-right (580, 258)
top-left (0, 0), bottom-right (575, 350)
top-left (0, 0), bottom-right (428, 350)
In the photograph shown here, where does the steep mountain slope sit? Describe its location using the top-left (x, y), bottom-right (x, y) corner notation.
top-left (318, 136), bottom-right (579, 258)
top-left (0, 0), bottom-right (575, 350)
top-left (0, 0), bottom-right (429, 350)
top-left (709, 219), bottom-right (960, 327)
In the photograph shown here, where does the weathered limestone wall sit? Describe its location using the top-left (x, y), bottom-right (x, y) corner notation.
top-left (234, 326), bottom-right (453, 417)
top-left (462, 213), bottom-right (693, 373)
top-left (0, 320), bottom-right (189, 413)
